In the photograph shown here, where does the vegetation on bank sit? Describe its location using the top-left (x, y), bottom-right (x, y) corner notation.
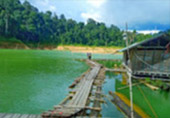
top-left (97, 60), bottom-right (122, 68)
top-left (0, 0), bottom-right (161, 49)
top-left (145, 78), bottom-right (170, 91)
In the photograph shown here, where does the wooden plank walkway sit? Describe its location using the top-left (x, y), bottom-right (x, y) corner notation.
top-left (106, 68), bottom-right (127, 73)
top-left (42, 60), bottom-right (102, 118)
top-left (0, 113), bottom-right (41, 118)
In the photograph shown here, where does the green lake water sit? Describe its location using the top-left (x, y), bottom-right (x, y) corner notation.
top-left (114, 72), bottom-right (170, 118)
top-left (0, 49), bottom-right (123, 117)
top-left (0, 49), bottom-right (89, 114)
top-left (101, 72), bottom-right (124, 118)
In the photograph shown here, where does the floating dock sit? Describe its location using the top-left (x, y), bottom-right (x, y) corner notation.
top-left (42, 60), bottom-right (105, 118)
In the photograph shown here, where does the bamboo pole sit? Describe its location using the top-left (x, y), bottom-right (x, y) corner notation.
top-left (125, 22), bottom-right (134, 118)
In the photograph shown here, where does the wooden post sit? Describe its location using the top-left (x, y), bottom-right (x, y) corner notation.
top-left (125, 23), bottom-right (134, 118)
top-left (128, 72), bottom-right (134, 118)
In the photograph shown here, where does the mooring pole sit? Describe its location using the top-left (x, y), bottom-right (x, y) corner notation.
top-left (125, 23), bottom-right (134, 118)
top-left (128, 71), bottom-right (134, 118)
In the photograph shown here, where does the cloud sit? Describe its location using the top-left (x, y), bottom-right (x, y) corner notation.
top-left (101, 0), bottom-right (170, 28)
top-left (81, 12), bottom-right (101, 23)
top-left (81, 0), bottom-right (107, 23)
top-left (87, 0), bottom-right (106, 8)
top-left (37, 0), bottom-right (49, 6)
top-left (49, 5), bottom-right (57, 12)
top-left (137, 30), bottom-right (160, 34)
top-left (29, 0), bottom-right (58, 13)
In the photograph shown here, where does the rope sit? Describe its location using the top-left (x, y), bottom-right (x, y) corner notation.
top-left (137, 85), bottom-right (158, 118)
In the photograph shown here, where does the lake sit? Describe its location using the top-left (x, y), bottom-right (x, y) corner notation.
top-left (0, 49), bottom-right (123, 117)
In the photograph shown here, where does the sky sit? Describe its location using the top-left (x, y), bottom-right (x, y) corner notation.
top-left (21, 0), bottom-right (170, 30)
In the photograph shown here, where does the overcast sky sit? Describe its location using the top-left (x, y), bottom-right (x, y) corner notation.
top-left (22, 0), bottom-right (170, 30)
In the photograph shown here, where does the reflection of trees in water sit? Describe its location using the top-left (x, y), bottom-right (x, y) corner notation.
top-left (106, 72), bottom-right (122, 81)
top-left (106, 72), bottom-right (117, 78)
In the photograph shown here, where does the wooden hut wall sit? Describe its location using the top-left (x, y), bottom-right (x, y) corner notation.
top-left (123, 52), bottom-right (127, 64)
top-left (153, 53), bottom-right (170, 72)
top-left (131, 50), bottom-right (146, 71)
top-left (131, 49), bottom-right (169, 72)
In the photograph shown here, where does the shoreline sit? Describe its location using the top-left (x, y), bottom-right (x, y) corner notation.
top-left (56, 45), bottom-right (122, 54)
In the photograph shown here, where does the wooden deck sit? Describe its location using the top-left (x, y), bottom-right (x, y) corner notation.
top-left (123, 63), bottom-right (170, 80)
top-left (42, 60), bottom-right (103, 118)
top-left (0, 113), bottom-right (41, 118)
top-left (134, 70), bottom-right (170, 77)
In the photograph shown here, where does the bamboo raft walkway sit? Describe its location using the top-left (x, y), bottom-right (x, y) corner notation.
top-left (0, 113), bottom-right (41, 118)
top-left (42, 60), bottom-right (105, 118)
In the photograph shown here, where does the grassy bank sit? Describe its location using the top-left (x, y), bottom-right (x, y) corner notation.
top-left (96, 60), bottom-right (122, 68)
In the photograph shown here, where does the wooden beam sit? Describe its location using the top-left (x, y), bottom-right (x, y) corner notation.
top-left (85, 107), bottom-right (101, 111)
top-left (106, 68), bottom-right (126, 73)
top-left (89, 96), bottom-right (105, 103)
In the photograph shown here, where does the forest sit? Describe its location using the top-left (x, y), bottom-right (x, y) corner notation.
top-left (0, 0), bottom-right (164, 48)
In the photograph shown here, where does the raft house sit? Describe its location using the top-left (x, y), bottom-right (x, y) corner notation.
top-left (118, 33), bottom-right (170, 81)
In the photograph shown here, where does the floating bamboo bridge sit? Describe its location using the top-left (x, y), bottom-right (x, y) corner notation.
top-left (42, 60), bottom-right (105, 118)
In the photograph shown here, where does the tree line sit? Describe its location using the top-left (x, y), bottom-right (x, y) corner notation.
top-left (0, 0), bottom-right (157, 48)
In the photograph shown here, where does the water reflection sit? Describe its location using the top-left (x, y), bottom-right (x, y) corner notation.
top-left (101, 72), bottom-right (124, 118)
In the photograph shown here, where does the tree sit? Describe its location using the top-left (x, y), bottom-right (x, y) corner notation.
top-left (0, 0), bottom-right (155, 48)
top-left (0, 0), bottom-right (21, 35)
